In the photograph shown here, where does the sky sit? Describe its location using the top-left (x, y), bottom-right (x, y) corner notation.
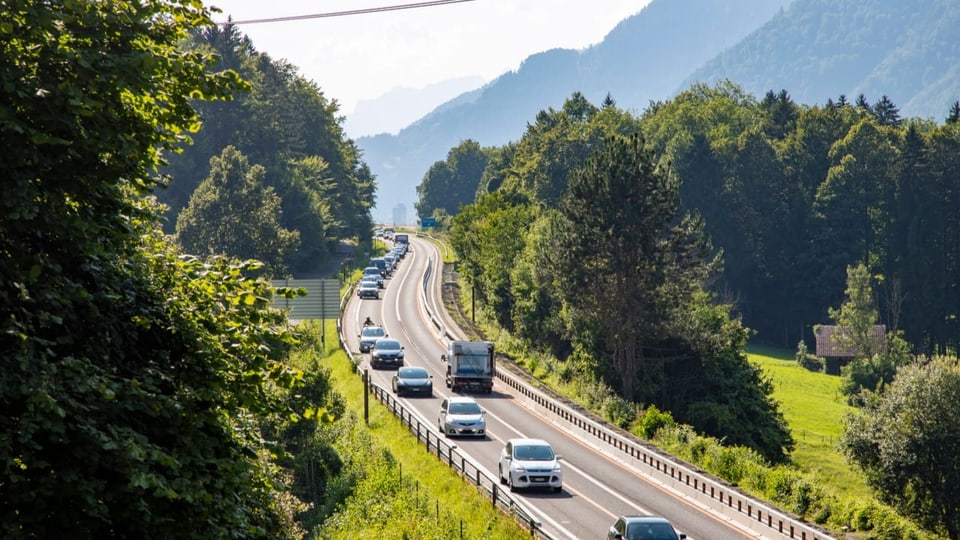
top-left (209, 0), bottom-right (652, 135)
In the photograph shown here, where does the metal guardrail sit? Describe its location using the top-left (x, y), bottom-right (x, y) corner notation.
top-left (337, 260), bottom-right (552, 537)
top-left (366, 382), bottom-right (553, 538)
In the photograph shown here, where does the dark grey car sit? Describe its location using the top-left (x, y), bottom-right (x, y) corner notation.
top-left (370, 338), bottom-right (404, 369)
top-left (607, 515), bottom-right (686, 540)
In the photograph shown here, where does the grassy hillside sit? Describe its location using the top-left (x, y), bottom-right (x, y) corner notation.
top-left (746, 346), bottom-right (871, 499)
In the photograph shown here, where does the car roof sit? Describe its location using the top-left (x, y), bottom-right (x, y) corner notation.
top-left (507, 437), bottom-right (550, 446)
top-left (618, 516), bottom-right (674, 524)
top-left (447, 396), bottom-right (478, 404)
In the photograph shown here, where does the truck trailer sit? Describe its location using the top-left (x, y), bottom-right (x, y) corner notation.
top-left (441, 341), bottom-right (495, 393)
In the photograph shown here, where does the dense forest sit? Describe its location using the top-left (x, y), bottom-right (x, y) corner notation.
top-left (421, 86), bottom-right (960, 354)
top-left (0, 2), bottom-right (384, 538)
top-left (157, 24), bottom-right (376, 277)
top-left (417, 87), bottom-right (960, 458)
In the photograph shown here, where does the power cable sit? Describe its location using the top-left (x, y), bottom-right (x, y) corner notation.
top-left (218, 0), bottom-right (478, 26)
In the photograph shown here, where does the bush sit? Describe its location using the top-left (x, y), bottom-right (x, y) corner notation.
top-left (602, 395), bottom-right (637, 428)
top-left (636, 405), bottom-right (675, 439)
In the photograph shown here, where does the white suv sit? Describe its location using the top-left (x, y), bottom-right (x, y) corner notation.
top-left (498, 438), bottom-right (562, 493)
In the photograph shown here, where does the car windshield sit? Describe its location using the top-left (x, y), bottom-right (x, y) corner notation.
top-left (625, 522), bottom-right (677, 540)
top-left (399, 367), bottom-right (427, 379)
top-left (448, 401), bottom-right (481, 415)
top-left (361, 327), bottom-right (385, 338)
top-left (514, 444), bottom-right (554, 461)
top-left (377, 340), bottom-right (400, 351)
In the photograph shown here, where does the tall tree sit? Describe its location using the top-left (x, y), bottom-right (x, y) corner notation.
top-left (550, 133), bottom-right (714, 401)
top-left (841, 356), bottom-right (960, 540)
top-left (415, 139), bottom-right (488, 218)
top-left (872, 95), bottom-right (902, 127)
top-left (828, 263), bottom-right (879, 359)
top-left (176, 146), bottom-right (300, 276)
top-left (1, 2), bottom-right (310, 537)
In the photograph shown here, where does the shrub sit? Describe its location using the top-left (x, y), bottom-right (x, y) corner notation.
top-left (636, 405), bottom-right (675, 439)
top-left (602, 395), bottom-right (637, 428)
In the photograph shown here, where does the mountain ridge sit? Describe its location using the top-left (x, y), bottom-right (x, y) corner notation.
top-left (359, 0), bottom-right (958, 224)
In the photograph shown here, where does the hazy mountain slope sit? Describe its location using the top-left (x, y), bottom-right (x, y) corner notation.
top-left (359, 0), bottom-right (791, 223)
top-left (684, 0), bottom-right (960, 120)
top-left (344, 75), bottom-right (485, 138)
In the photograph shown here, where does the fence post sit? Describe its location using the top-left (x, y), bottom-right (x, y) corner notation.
top-left (363, 369), bottom-right (369, 425)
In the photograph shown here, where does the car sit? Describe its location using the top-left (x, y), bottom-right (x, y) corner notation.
top-left (360, 273), bottom-right (383, 289)
top-left (438, 396), bottom-right (486, 438)
top-left (356, 281), bottom-right (379, 299)
top-left (384, 253), bottom-right (398, 269)
top-left (362, 266), bottom-right (385, 286)
top-left (370, 257), bottom-right (389, 277)
top-left (392, 366), bottom-right (433, 396)
top-left (358, 325), bottom-right (387, 353)
top-left (498, 438), bottom-right (562, 493)
top-left (607, 515), bottom-right (686, 540)
top-left (370, 337), bottom-right (404, 368)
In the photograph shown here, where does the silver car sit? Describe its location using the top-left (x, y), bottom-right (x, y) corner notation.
top-left (438, 396), bottom-right (486, 438)
top-left (498, 438), bottom-right (562, 493)
top-left (358, 325), bottom-right (387, 353)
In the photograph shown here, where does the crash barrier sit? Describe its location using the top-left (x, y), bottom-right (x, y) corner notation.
top-left (366, 380), bottom-right (555, 539)
top-left (337, 264), bottom-right (553, 537)
top-left (419, 258), bottom-right (834, 540)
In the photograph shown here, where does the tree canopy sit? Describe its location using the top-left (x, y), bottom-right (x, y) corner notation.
top-left (841, 356), bottom-right (960, 540)
top-left (159, 23), bottom-right (376, 274)
top-left (0, 2), bottom-right (323, 537)
top-left (444, 94), bottom-right (794, 461)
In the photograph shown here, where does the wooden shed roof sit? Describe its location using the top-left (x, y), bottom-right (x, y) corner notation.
top-left (814, 325), bottom-right (886, 358)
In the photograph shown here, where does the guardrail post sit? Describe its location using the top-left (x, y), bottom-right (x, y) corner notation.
top-left (492, 483), bottom-right (498, 507)
top-left (363, 369), bottom-right (369, 425)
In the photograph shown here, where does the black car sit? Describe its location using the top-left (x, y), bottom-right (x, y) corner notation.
top-left (607, 515), bottom-right (686, 540)
top-left (392, 366), bottom-right (433, 396)
top-left (370, 338), bottom-right (404, 369)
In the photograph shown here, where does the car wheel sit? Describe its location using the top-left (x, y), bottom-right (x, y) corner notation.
top-left (508, 473), bottom-right (516, 492)
top-left (553, 486), bottom-right (562, 494)
top-left (498, 466), bottom-right (506, 485)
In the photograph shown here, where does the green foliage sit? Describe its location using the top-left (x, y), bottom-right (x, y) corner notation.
top-left (841, 356), bottom-right (960, 539)
top-left (637, 405), bottom-right (675, 439)
top-left (0, 2), bottom-right (324, 537)
top-left (175, 145), bottom-right (301, 276)
top-left (828, 263), bottom-right (880, 359)
top-left (160, 24), bottom-right (375, 271)
top-left (416, 139), bottom-right (490, 218)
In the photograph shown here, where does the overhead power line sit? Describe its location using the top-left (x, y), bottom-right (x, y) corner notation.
top-left (218, 0), bottom-right (478, 26)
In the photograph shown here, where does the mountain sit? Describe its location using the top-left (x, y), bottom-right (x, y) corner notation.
top-left (683, 0), bottom-right (960, 120)
top-left (359, 0), bottom-right (792, 223)
top-left (343, 75), bottom-right (486, 138)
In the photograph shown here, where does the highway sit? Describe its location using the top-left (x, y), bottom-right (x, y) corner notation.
top-left (341, 235), bottom-right (824, 540)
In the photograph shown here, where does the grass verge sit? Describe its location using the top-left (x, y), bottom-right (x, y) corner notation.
top-left (310, 321), bottom-right (529, 539)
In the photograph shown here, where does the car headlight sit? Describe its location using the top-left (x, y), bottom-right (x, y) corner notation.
top-left (513, 465), bottom-right (525, 472)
